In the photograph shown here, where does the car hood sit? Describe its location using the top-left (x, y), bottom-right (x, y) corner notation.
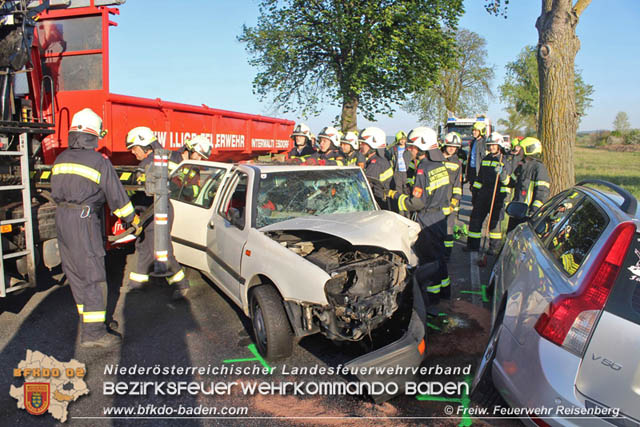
top-left (260, 210), bottom-right (420, 262)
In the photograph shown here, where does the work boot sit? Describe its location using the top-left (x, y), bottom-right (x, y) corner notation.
top-left (81, 332), bottom-right (121, 349)
top-left (171, 287), bottom-right (190, 301)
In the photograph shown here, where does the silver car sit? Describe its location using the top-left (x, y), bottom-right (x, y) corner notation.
top-left (472, 180), bottom-right (640, 426)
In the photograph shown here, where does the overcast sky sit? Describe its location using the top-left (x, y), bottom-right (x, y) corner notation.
top-left (109, 0), bottom-right (640, 135)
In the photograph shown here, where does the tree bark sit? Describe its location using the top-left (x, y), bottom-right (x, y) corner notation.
top-left (535, 0), bottom-right (590, 195)
top-left (341, 95), bottom-right (358, 132)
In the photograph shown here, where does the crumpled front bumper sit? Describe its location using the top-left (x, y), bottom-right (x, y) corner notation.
top-left (345, 269), bottom-right (429, 403)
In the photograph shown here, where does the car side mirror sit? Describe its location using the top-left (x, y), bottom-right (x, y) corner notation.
top-left (506, 201), bottom-right (529, 220)
top-left (227, 207), bottom-right (244, 228)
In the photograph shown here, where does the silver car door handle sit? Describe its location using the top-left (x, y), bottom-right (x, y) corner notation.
top-left (208, 220), bottom-right (215, 229)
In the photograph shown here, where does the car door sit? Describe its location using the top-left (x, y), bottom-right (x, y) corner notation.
top-left (206, 169), bottom-right (252, 303)
top-left (170, 161), bottom-right (232, 271)
top-left (575, 223), bottom-right (640, 423)
top-left (502, 191), bottom-right (586, 343)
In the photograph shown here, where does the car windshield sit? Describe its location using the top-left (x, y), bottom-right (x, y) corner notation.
top-left (255, 168), bottom-right (376, 227)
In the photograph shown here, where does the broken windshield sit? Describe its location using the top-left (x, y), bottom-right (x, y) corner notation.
top-left (256, 168), bottom-right (376, 227)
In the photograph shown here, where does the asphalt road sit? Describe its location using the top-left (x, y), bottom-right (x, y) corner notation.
top-left (0, 192), bottom-right (522, 426)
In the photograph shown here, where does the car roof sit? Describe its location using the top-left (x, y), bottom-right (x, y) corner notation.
top-left (180, 160), bottom-right (360, 173)
top-left (576, 184), bottom-right (640, 222)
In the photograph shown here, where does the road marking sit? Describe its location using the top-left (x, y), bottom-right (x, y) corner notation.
top-left (416, 375), bottom-right (473, 427)
top-left (222, 344), bottom-right (272, 370)
top-left (459, 285), bottom-right (489, 303)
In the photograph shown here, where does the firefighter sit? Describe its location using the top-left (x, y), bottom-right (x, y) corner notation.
top-left (179, 138), bottom-right (196, 161)
top-left (507, 137), bottom-right (550, 232)
top-left (177, 135), bottom-right (213, 202)
top-left (441, 132), bottom-right (463, 261)
top-left (51, 108), bottom-right (139, 348)
top-left (359, 127), bottom-right (393, 207)
top-left (386, 127), bottom-right (451, 302)
top-left (125, 126), bottom-right (191, 300)
top-left (307, 126), bottom-right (343, 165)
top-left (287, 123), bottom-right (315, 162)
top-left (386, 130), bottom-right (412, 193)
top-left (466, 132), bottom-right (512, 255)
top-left (339, 131), bottom-right (365, 168)
top-left (465, 121), bottom-right (488, 197)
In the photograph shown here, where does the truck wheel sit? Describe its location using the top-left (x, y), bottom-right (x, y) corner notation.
top-left (13, 201), bottom-right (57, 245)
top-left (249, 285), bottom-right (293, 361)
top-left (470, 319), bottom-right (504, 408)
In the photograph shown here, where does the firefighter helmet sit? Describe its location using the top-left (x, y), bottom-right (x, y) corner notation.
top-left (443, 132), bottom-right (462, 148)
top-left (70, 108), bottom-right (106, 138)
top-left (511, 137), bottom-right (521, 149)
top-left (126, 126), bottom-right (157, 149)
top-left (407, 127), bottom-right (438, 151)
top-left (486, 131), bottom-right (504, 146)
top-left (520, 137), bottom-right (543, 156)
top-left (191, 135), bottom-right (213, 159)
top-left (340, 131), bottom-right (359, 150)
top-left (395, 130), bottom-right (407, 143)
top-left (291, 123), bottom-right (311, 140)
top-left (359, 127), bottom-right (386, 149)
top-left (472, 121), bottom-right (487, 136)
top-left (318, 126), bottom-right (340, 147)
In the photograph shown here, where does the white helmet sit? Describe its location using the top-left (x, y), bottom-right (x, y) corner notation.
top-left (407, 126), bottom-right (438, 151)
top-left (70, 108), bottom-right (106, 138)
top-left (359, 127), bottom-right (386, 149)
top-left (290, 123), bottom-right (311, 141)
top-left (318, 126), bottom-right (340, 147)
top-left (126, 126), bottom-right (157, 149)
top-left (191, 135), bottom-right (213, 159)
top-left (487, 132), bottom-right (508, 150)
top-left (340, 131), bottom-right (359, 150)
top-left (443, 132), bottom-right (462, 148)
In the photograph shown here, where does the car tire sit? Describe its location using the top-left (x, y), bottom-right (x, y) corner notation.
top-left (249, 285), bottom-right (293, 361)
top-left (470, 319), bottom-right (504, 408)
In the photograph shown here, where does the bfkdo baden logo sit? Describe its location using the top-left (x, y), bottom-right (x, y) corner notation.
top-left (24, 383), bottom-right (50, 415)
top-left (10, 350), bottom-right (89, 423)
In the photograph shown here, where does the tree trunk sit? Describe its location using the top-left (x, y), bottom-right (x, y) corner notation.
top-left (536, 0), bottom-right (588, 195)
top-left (341, 95), bottom-right (358, 132)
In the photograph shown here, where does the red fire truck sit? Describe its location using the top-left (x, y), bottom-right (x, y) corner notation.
top-left (0, 0), bottom-right (294, 296)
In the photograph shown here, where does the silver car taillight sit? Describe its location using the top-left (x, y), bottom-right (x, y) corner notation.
top-left (535, 222), bottom-right (636, 356)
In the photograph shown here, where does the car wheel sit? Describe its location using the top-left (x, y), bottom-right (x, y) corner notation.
top-left (250, 285), bottom-right (293, 361)
top-left (470, 319), bottom-right (504, 407)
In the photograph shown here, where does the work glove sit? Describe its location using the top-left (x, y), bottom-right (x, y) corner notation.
top-left (494, 164), bottom-right (503, 174)
top-left (132, 214), bottom-right (143, 236)
top-left (387, 189), bottom-right (398, 200)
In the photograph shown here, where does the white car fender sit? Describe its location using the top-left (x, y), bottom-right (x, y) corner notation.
top-left (239, 228), bottom-right (331, 314)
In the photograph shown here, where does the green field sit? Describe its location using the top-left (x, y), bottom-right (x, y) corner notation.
top-left (574, 147), bottom-right (640, 199)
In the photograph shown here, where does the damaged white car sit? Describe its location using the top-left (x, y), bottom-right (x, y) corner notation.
top-left (170, 162), bottom-right (427, 374)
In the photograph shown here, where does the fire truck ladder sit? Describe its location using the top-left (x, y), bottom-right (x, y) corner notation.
top-left (0, 130), bottom-right (36, 296)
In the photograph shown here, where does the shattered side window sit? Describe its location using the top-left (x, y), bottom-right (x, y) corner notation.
top-left (256, 168), bottom-right (375, 228)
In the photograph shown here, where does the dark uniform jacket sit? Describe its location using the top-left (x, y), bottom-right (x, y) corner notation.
top-left (511, 157), bottom-right (550, 212)
top-left (364, 151), bottom-right (393, 203)
top-left (392, 149), bottom-right (450, 228)
top-left (471, 152), bottom-right (513, 201)
top-left (288, 144), bottom-right (315, 161)
top-left (341, 150), bottom-right (365, 167)
top-left (443, 153), bottom-right (463, 214)
top-left (51, 132), bottom-right (135, 255)
top-left (136, 142), bottom-right (184, 206)
top-left (308, 148), bottom-right (343, 165)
